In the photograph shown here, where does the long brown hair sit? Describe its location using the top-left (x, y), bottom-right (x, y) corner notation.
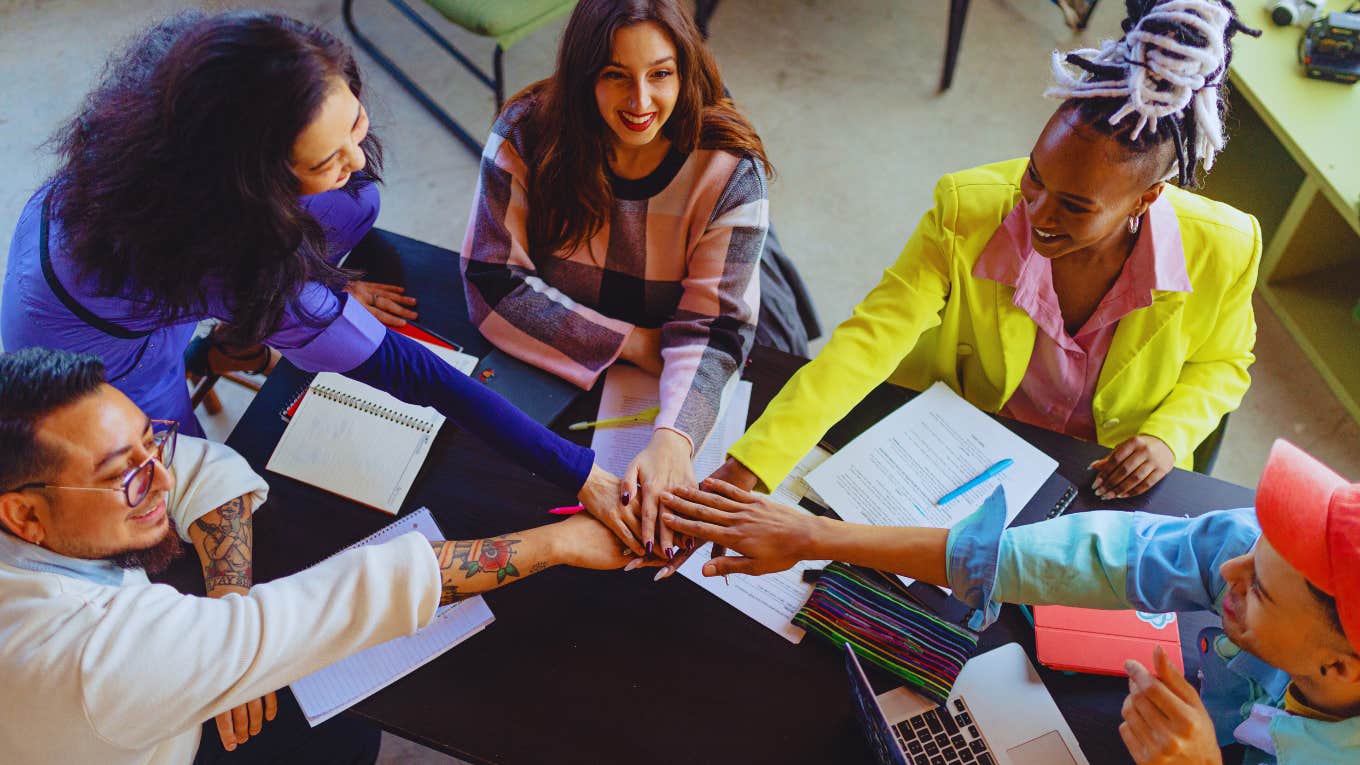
top-left (507, 0), bottom-right (771, 256)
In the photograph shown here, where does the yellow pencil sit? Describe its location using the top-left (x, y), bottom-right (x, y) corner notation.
top-left (568, 405), bottom-right (660, 431)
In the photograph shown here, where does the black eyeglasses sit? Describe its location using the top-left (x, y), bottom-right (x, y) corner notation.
top-left (2, 420), bottom-right (178, 508)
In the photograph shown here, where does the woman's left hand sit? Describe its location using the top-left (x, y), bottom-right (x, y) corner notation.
top-left (346, 280), bottom-right (418, 327)
top-left (1092, 434), bottom-right (1175, 499)
top-left (622, 428), bottom-right (696, 561)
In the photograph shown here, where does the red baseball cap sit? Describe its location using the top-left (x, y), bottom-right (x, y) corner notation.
top-left (1256, 439), bottom-right (1360, 650)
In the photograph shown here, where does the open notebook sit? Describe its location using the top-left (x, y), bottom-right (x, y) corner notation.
top-left (267, 373), bottom-right (445, 515)
top-left (291, 508), bottom-right (495, 726)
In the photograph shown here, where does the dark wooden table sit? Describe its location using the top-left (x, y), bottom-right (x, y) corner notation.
top-left (161, 229), bottom-right (1256, 765)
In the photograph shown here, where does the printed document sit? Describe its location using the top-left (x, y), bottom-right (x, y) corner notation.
top-left (590, 366), bottom-right (750, 478)
top-left (677, 447), bottom-right (834, 643)
top-left (806, 382), bottom-right (1057, 581)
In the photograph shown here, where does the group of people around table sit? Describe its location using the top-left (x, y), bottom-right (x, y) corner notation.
top-left (0, 1), bottom-right (1356, 763)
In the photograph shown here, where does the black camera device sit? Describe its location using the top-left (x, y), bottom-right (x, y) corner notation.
top-left (1300, 11), bottom-right (1360, 83)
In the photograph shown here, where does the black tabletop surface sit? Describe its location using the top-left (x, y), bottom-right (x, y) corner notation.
top-left (158, 230), bottom-right (1256, 765)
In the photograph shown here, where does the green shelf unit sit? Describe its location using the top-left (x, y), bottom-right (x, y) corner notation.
top-left (1200, 9), bottom-right (1360, 424)
top-left (1260, 259), bottom-right (1360, 422)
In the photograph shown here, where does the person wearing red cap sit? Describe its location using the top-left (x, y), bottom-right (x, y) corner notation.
top-left (659, 439), bottom-right (1360, 764)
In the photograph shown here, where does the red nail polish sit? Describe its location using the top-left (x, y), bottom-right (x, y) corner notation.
top-left (646, 541), bottom-right (653, 555)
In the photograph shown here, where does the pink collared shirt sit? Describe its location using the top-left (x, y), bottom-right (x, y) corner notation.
top-left (973, 197), bottom-right (1192, 442)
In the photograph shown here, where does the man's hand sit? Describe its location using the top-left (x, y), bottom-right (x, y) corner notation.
top-left (619, 327), bottom-right (663, 376)
top-left (552, 513), bottom-right (661, 571)
top-left (1092, 435), bottom-right (1175, 499)
top-left (345, 280), bottom-right (418, 327)
top-left (214, 692), bottom-right (278, 752)
top-left (622, 428), bottom-right (696, 561)
top-left (658, 478), bottom-right (820, 577)
top-left (577, 464), bottom-right (644, 556)
top-left (1119, 646), bottom-right (1222, 765)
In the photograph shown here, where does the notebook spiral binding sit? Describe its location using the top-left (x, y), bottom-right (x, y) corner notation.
top-left (309, 384), bottom-right (437, 432)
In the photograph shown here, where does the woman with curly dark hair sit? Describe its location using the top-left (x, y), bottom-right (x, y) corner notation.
top-left (1, 11), bottom-right (628, 541)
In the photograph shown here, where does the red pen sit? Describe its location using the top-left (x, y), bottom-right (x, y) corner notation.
top-left (548, 504), bottom-right (585, 515)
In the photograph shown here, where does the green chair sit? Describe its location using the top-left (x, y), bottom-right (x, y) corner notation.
top-left (342, 0), bottom-right (577, 156)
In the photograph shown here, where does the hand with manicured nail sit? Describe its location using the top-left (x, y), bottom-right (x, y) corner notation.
top-left (1091, 435), bottom-right (1175, 499)
top-left (657, 478), bottom-right (818, 577)
top-left (577, 464), bottom-right (647, 557)
top-left (1118, 646), bottom-right (1220, 764)
top-left (620, 428), bottom-right (696, 561)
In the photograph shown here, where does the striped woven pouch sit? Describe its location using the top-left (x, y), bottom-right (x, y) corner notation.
top-left (792, 562), bottom-right (978, 704)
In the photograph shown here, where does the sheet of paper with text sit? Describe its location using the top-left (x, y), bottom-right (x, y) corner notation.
top-left (590, 366), bottom-right (750, 478)
top-left (806, 382), bottom-right (1057, 584)
top-left (677, 447), bottom-right (834, 644)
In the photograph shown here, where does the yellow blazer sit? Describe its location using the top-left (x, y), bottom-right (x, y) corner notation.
top-left (729, 158), bottom-right (1260, 490)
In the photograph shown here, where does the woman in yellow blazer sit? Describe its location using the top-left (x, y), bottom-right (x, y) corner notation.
top-left (713, 0), bottom-right (1261, 502)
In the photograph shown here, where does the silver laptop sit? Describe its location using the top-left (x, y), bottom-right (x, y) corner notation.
top-left (846, 642), bottom-right (1089, 765)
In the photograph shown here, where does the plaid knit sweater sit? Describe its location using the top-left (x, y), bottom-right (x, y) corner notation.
top-left (460, 99), bottom-right (767, 449)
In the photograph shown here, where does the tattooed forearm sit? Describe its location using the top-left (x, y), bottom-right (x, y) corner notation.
top-left (190, 495), bottom-right (253, 594)
top-left (431, 535), bottom-right (527, 605)
top-left (429, 542), bottom-right (470, 605)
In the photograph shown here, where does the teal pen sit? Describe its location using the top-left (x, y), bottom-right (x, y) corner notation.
top-left (937, 458), bottom-right (1014, 505)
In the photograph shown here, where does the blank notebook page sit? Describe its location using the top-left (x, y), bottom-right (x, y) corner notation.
top-left (291, 508), bottom-right (495, 726)
top-left (266, 373), bottom-right (445, 514)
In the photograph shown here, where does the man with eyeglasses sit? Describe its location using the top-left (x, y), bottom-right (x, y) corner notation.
top-left (0, 347), bottom-right (652, 765)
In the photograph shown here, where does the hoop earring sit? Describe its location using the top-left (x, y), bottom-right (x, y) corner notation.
top-left (1128, 215), bottom-right (1141, 235)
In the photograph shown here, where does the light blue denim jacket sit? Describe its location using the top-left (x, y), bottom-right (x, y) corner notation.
top-left (946, 487), bottom-right (1360, 764)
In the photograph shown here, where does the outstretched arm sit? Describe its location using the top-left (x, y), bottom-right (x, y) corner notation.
top-left (658, 479), bottom-right (949, 582)
top-left (429, 513), bottom-right (654, 605)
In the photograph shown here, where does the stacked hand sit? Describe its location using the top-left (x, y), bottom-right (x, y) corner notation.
top-left (659, 478), bottom-right (816, 576)
top-left (621, 428), bottom-right (696, 564)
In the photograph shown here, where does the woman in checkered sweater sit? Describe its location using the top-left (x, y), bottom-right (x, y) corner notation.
top-left (460, 0), bottom-right (806, 557)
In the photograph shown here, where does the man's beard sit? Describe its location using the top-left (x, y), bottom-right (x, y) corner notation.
top-left (108, 523), bottom-right (185, 575)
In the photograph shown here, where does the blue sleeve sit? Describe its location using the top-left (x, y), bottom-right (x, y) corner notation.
top-left (1122, 507), bottom-right (1260, 614)
top-left (300, 178), bottom-right (381, 262)
top-left (947, 487), bottom-right (1260, 630)
top-left (345, 329), bottom-right (595, 492)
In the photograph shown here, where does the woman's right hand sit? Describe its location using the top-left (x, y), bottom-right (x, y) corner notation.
top-left (577, 464), bottom-right (645, 556)
top-left (345, 280), bottom-right (419, 327)
top-left (653, 457), bottom-right (759, 579)
top-left (659, 478), bottom-right (821, 577)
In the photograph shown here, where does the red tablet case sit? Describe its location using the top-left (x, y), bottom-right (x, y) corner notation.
top-left (1033, 606), bottom-right (1184, 677)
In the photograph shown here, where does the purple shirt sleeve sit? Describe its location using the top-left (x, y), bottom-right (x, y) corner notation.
top-left (344, 329), bottom-right (595, 492)
top-left (300, 180), bottom-right (381, 264)
top-left (272, 289), bottom-right (386, 372)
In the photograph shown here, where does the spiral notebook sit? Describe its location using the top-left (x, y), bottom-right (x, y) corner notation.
top-left (291, 508), bottom-right (495, 725)
top-left (266, 373), bottom-right (446, 515)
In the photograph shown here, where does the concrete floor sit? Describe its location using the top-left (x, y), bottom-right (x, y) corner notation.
top-left (2, 0), bottom-right (1357, 762)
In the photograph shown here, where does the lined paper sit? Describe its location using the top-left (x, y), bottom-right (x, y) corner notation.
top-left (291, 509), bottom-right (495, 725)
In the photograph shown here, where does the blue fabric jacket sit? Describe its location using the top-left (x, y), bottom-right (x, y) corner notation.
top-left (946, 488), bottom-right (1360, 763)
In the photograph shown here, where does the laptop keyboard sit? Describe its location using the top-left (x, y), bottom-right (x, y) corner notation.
top-left (892, 697), bottom-right (996, 765)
